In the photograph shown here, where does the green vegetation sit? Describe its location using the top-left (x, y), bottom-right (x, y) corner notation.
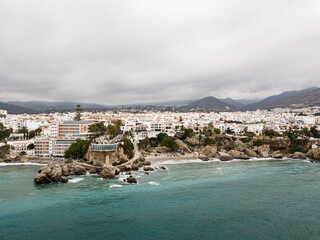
top-left (262, 128), bottom-right (280, 137)
top-left (203, 137), bottom-right (216, 146)
top-left (213, 128), bottom-right (221, 134)
top-left (27, 143), bottom-right (35, 150)
top-left (64, 139), bottom-right (91, 160)
top-left (160, 136), bottom-right (178, 151)
top-left (89, 122), bottom-right (107, 135)
top-left (121, 137), bottom-right (134, 159)
top-left (74, 104), bottom-right (82, 121)
top-left (107, 120), bottom-right (122, 138)
top-left (253, 140), bottom-right (266, 147)
top-left (0, 145), bottom-right (10, 158)
top-left (112, 158), bottom-right (128, 166)
top-left (0, 129), bottom-right (10, 141)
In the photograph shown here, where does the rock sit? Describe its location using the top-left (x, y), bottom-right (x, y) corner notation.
top-left (125, 171), bottom-right (131, 175)
top-left (257, 145), bottom-right (270, 158)
top-left (126, 176), bottom-right (137, 184)
top-left (292, 152), bottom-right (307, 159)
top-left (38, 167), bottom-right (45, 173)
top-left (74, 165), bottom-right (87, 175)
top-left (201, 145), bottom-right (217, 158)
top-left (61, 164), bottom-right (69, 176)
top-left (138, 157), bottom-right (146, 162)
top-left (218, 152), bottom-right (233, 161)
top-left (68, 164), bottom-right (76, 175)
top-left (125, 165), bottom-right (132, 171)
top-left (234, 139), bottom-right (247, 151)
top-left (175, 139), bottom-right (192, 153)
top-left (59, 176), bottom-right (69, 183)
top-left (271, 150), bottom-right (283, 159)
top-left (160, 166), bottom-right (166, 170)
top-left (88, 168), bottom-right (98, 174)
top-left (115, 167), bottom-right (120, 175)
top-left (131, 164), bottom-right (140, 171)
top-left (48, 165), bottom-right (62, 182)
top-left (244, 148), bottom-right (258, 158)
top-left (228, 150), bottom-right (250, 159)
top-left (200, 156), bottom-right (209, 161)
top-left (144, 161), bottom-right (151, 165)
top-left (100, 167), bottom-right (116, 179)
top-left (307, 147), bottom-right (320, 160)
top-left (143, 166), bottom-right (154, 171)
top-left (34, 173), bottom-right (52, 184)
top-left (144, 172), bottom-right (149, 175)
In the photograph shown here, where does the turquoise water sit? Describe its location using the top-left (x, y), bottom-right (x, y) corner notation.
top-left (1, 159), bottom-right (320, 240)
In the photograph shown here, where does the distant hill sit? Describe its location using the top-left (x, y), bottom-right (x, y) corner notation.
top-left (219, 98), bottom-right (245, 109)
top-left (244, 87), bottom-right (320, 110)
top-left (0, 102), bottom-right (35, 114)
top-left (179, 96), bottom-right (239, 111)
top-left (7, 101), bottom-right (109, 112)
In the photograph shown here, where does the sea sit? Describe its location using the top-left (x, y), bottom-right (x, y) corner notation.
top-left (0, 158), bottom-right (320, 240)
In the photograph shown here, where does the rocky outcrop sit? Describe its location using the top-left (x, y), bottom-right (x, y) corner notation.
top-left (218, 152), bottom-right (233, 161)
top-left (59, 176), bottom-right (69, 183)
top-left (100, 166), bottom-right (117, 179)
top-left (175, 139), bottom-right (192, 153)
top-left (34, 163), bottom-right (65, 184)
top-left (228, 150), bottom-right (249, 159)
top-left (215, 135), bottom-right (234, 151)
top-left (126, 176), bottom-right (137, 184)
top-left (257, 145), bottom-right (270, 158)
top-left (270, 150), bottom-right (283, 159)
top-left (244, 148), bottom-right (258, 158)
top-left (291, 152), bottom-right (306, 159)
top-left (199, 145), bottom-right (217, 158)
top-left (143, 166), bottom-right (154, 171)
top-left (307, 147), bottom-right (320, 160)
top-left (233, 139), bottom-right (247, 152)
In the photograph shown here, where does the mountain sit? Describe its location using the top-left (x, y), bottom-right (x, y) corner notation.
top-left (245, 87), bottom-right (320, 110)
top-left (7, 101), bottom-right (109, 112)
top-left (135, 99), bottom-right (195, 107)
top-left (219, 98), bottom-right (245, 109)
top-left (179, 96), bottom-right (239, 111)
top-left (0, 102), bottom-right (35, 114)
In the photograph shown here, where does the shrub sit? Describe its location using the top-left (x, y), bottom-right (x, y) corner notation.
top-left (253, 140), bottom-right (266, 147)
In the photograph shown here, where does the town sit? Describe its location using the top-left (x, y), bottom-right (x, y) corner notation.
top-left (0, 106), bottom-right (319, 161)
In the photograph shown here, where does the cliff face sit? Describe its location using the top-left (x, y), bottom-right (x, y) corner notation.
top-left (86, 145), bottom-right (128, 167)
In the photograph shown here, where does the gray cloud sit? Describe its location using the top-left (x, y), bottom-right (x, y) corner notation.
top-left (0, 0), bottom-right (319, 104)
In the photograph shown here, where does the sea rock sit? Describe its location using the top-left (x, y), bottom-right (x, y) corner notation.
top-left (218, 152), bottom-right (233, 161)
top-left (257, 145), bottom-right (270, 158)
top-left (74, 165), bottom-right (87, 175)
top-left (307, 147), bottom-right (320, 160)
top-left (34, 173), bottom-right (52, 184)
top-left (200, 145), bottom-right (217, 158)
top-left (228, 150), bottom-right (250, 159)
top-left (126, 176), bottom-right (137, 184)
top-left (271, 150), bottom-right (283, 159)
top-left (244, 148), bottom-right (258, 158)
top-left (144, 161), bottom-right (151, 165)
top-left (143, 166), bottom-right (154, 171)
top-left (160, 166), bottom-right (166, 170)
top-left (61, 164), bottom-right (69, 176)
top-left (131, 164), bottom-right (140, 171)
top-left (200, 156), bottom-right (209, 161)
top-left (292, 152), bottom-right (307, 159)
top-left (59, 176), bottom-right (69, 183)
top-left (100, 167), bottom-right (116, 179)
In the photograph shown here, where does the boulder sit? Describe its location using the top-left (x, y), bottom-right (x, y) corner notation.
top-left (59, 176), bottom-right (69, 183)
top-left (244, 148), bottom-right (258, 158)
top-left (61, 164), bottom-right (69, 176)
top-left (234, 139), bottom-right (247, 151)
top-left (100, 167), bottom-right (116, 179)
top-left (48, 165), bottom-right (62, 182)
top-left (200, 156), bottom-right (209, 161)
top-left (271, 150), bottom-right (283, 159)
top-left (307, 147), bottom-right (320, 160)
top-left (34, 173), bottom-right (53, 184)
top-left (228, 150), bottom-right (250, 159)
top-left (160, 166), bottom-right (166, 170)
top-left (292, 152), bottom-right (307, 159)
top-left (143, 166), bottom-right (154, 171)
top-left (74, 165), bottom-right (87, 175)
top-left (144, 161), bottom-right (151, 166)
top-left (218, 152), bottom-right (233, 161)
top-left (257, 145), bottom-right (270, 158)
top-left (131, 164), bottom-right (140, 171)
top-left (126, 176), bottom-right (137, 184)
top-left (67, 164), bottom-right (76, 175)
top-left (200, 145), bottom-right (217, 158)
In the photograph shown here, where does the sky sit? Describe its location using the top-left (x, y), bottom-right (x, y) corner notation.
top-left (0, 0), bottom-right (319, 104)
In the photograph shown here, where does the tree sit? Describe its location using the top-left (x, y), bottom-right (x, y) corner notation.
top-left (160, 137), bottom-right (178, 151)
top-left (89, 122), bottom-right (107, 135)
top-left (121, 137), bottom-right (134, 159)
top-left (74, 104), bottom-right (82, 121)
top-left (310, 126), bottom-right (320, 138)
top-left (213, 128), bottom-right (221, 134)
top-left (156, 133), bottom-right (168, 142)
top-left (0, 123), bottom-right (4, 130)
top-left (27, 143), bottom-right (35, 150)
top-left (64, 140), bottom-right (90, 159)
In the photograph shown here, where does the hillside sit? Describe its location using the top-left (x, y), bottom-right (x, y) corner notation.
top-left (245, 87), bottom-right (319, 110)
top-left (219, 98), bottom-right (245, 109)
top-left (179, 96), bottom-right (239, 111)
top-left (0, 102), bottom-right (35, 114)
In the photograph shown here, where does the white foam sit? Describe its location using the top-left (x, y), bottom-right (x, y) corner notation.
top-left (148, 181), bottom-right (160, 186)
top-left (68, 178), bottom-right (84, 183)
top-left (85, 172), bottom-right (98, 176)
top-left (110, 184), bottom-right (123, 188)
top-left (0, 162), bottom-right (47, 166)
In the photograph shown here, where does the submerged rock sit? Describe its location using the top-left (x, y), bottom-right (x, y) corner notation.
top-left (100, 167), bottom-right (116, 179)
top-left (126, 175), bottom-right (137, 184)
top-left (59, 176), bottom-right (69, 183)
top-left (34, 173), bottom-right (53, 184)
top-left (143, 166), bottom-right (154, 171)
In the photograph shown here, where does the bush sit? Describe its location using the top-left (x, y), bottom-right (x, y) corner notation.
top-left (160, 137), bottom-right (178, 151)
top-left (240, 137), bottom-right (252, 143)
top-left (64, 140), bottom-right (91, 160)
top-left (112, 158), bottom-right (128, 166)
top-left (253, 140), bottom-right (266, 147)
top-left (213, 128), bottom-right (221, 134)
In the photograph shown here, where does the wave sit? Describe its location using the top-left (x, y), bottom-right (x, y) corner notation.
top-left (148, 181), bottom-right (160, 186)
top-left (0, 162), bottom-right (47, 166)
top-left (109, 184), bottom-right (123, 188)
top-left (85, 172), bottom-right (99, 176)
top-left (68, 178), bottom-right (84, 183)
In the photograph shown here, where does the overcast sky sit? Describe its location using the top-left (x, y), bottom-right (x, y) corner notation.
top-left (0, 0), bottom-right (319, 104)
